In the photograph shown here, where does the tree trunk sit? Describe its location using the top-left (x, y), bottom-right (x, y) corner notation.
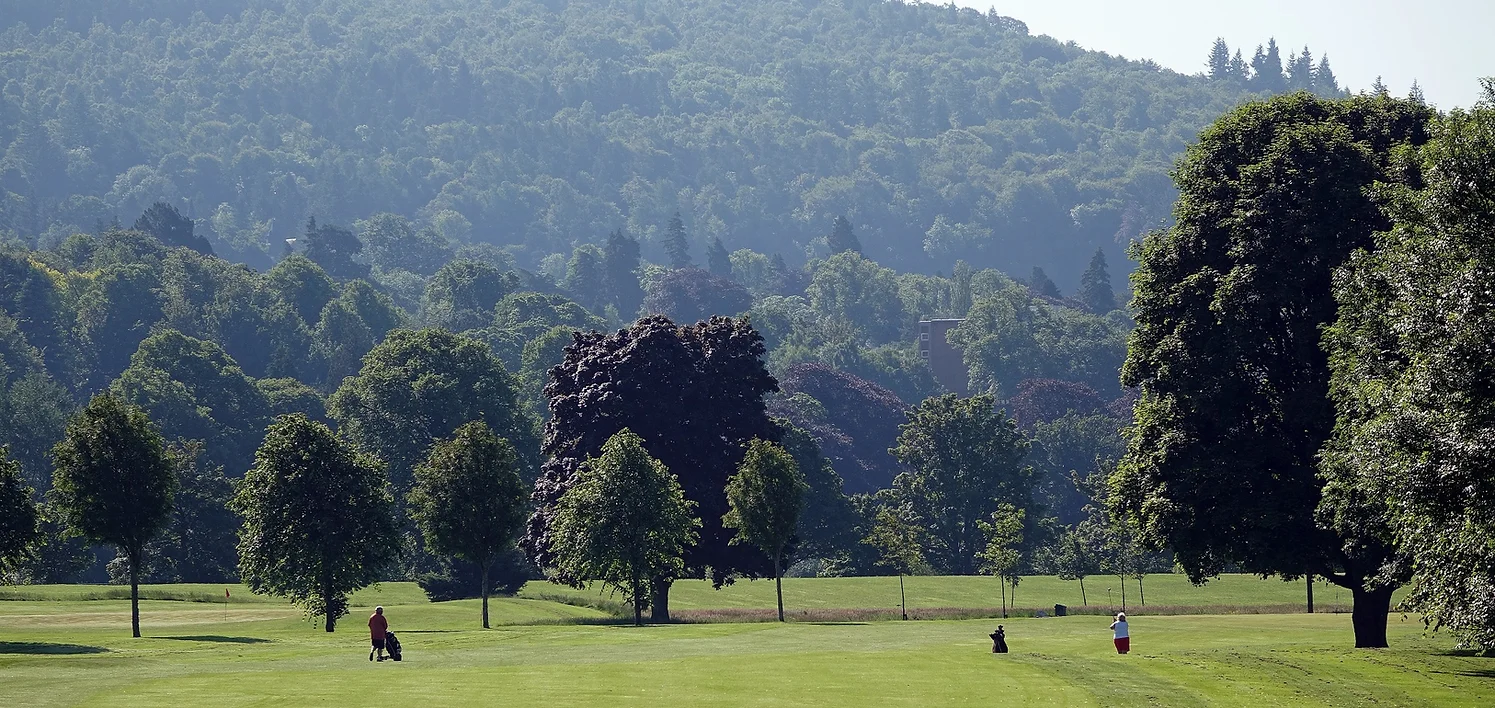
top-left (633, 577), bottom-right (644, 626)
top-left (1350, 585), bottom-right (1393, 648)
top-left (1000, 576), bottom-right (1007, 618)
top-left (1079, 576), bottom-right (1087, 606)
top-left (1119, 575), bottom-right (1127, 611)
top-left (481, 564), bottom-right (491, 629)
top-left (774, 554), bottom-right (784, 622)
top-left (899, 574), bottom-right (907, 620)
top-left (1306, 575), bottom-right (1314, 614)
top-left (650, 577), bottom-right (671, 623)
top-left (129, 549), bottom-right (141, 639)
top-left (323, 580), bottom-right (335, 633)
top-left (1138, 575), bottom-right (1145, 606)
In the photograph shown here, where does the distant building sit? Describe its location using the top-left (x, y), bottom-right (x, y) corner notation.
top-left (918, 319), bottom-right (968, 395)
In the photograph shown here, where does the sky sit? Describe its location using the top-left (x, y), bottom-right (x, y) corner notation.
top-left (955, 0), bottom-right (1493, 109)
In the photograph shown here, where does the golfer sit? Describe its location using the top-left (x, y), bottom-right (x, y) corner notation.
top-left (1110, 612), bottom-right (1130, 654)
top-left (369, 606), bottom-right (389, 661)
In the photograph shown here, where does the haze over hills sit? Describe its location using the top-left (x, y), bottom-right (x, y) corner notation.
top-left (0, 0), bottom-right (1334, 288)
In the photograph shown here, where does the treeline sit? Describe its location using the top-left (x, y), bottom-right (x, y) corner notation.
top-left (0, 195), bottom-right (1135, 598)
top-left (1114, 84), bottom-right (1495, 652)
top-left (1203, 37), bottom-right (1344, 96)
top-left (0, 0), bottom-right (1286, 288)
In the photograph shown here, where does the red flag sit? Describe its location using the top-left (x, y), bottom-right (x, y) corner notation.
top-left (225, 588), bottom-right (231, 599)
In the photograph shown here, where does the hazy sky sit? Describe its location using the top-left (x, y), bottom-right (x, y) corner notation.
top-left (956, 1), bottom-right (1493, 109)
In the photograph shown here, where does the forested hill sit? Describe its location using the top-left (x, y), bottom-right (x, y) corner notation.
top-left (0, 0), bottom-right (1329, 286)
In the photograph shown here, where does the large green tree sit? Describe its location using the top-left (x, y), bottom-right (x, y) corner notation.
top-left (408, 421), bottom-right (529, 629)
top-left (111, 329), bottom-right (272, 476)
top-left (1321, 90), bottom-right (1495, 652)
top-left (420, 260), bottom-right (519, 332)
top-left (329, 328), bottom-right (538, 491)
top-left (1113, 93), bottom-right (1433, 648)
top-left (723, 438), bottom-right (807, 622)
top-left (806, 252), bottom-right (906, 344)
top-left (890, 394), bottom-right (1035, 575)
top-left (233, 414), bottom-right (400, 632)
top-left (545, 429), bottom-right (699, 626)
top-left (51, 393), bottom-right (176, 637)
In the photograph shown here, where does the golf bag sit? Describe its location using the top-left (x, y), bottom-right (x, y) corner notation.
top-left (385, 631), bottom-right (402, 661)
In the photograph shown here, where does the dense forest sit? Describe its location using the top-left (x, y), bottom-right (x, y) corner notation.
top-left (0, 0), bottom-right (1340, 288)
top-left (0, 196), bottom-right (1135, 584)
top-left (1, 0), bottom-right (1391, 634)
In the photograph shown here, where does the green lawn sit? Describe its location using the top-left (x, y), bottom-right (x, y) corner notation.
top-left (1, 579), bottom-right (1488, 707)
top-left (521, 573), bottom-right (1377, 619)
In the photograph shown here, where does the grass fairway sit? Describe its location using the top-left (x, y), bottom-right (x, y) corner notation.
top-left (2, 581), bottom-right (1490, 707)
top-left (520, 573), bottom-right (1386, 619)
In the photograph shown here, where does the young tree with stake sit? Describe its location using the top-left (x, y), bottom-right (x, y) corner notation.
top-left (233, 415), bottom-right (400, 632)
top-left (408, 421), bottom-right (529, 629)
top-left (978, 504), bottom-right (1026, 618)
top-left (1054, 524), bottom-right (1100, 606)
top-left (723, 439), bottom-right (808, 622)
top-left (864, 503), bottom-right (924, 620)
top-left (546, 430), bottom-right (699, 625)
top-left (52, 394), bottom-right (175, 638)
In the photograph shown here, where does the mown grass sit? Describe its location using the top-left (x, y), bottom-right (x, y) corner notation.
top-left (0, 587), bottom-right (1488, 708)
top-left (519, 573), bottom-right (1383, 620)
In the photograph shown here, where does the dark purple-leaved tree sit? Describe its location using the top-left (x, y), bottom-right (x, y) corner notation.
top-left (524, 315), bottom-right (779, 620)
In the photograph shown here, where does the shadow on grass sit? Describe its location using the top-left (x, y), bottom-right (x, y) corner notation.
top-left (158, 636), bottom-right (270, 644)
top-left (0, 641), bottom-right (110, 655)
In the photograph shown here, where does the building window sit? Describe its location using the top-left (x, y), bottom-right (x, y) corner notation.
top-left (920, 332), bottom-right (930, 342)
top-left (919, 350), bottom-right (930, 359)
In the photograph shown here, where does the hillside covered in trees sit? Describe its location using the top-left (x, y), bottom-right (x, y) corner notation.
top-left (0, 0), bottom-right (1339, 287)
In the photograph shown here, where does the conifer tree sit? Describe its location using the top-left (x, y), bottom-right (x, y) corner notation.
top-left (827, 215), bottom-right (861, 255)
top-left (1287, 47), bottom-right (1314, 91)
top-left (664, 213), bottom-right (691, 269)
top-left (1407, 80), bottom-right (1426, 105)
top-left (602, 228), bottom-right (645, 319)
top-left (1079, 248), bottom-right (1116, 313)
top-left (1207, 38), bottom-right (1231, 81)
top-left (1229, 50), bottom-right (1250, 82)
top-left (1250, 40), bottom-right (1286, 93)
top-left (1315, 56), bottom-right (1341, 96)
top-left (1028, 267), bottom-right (1060, 299)
top-left (707, 236), bottom-right (732, 277)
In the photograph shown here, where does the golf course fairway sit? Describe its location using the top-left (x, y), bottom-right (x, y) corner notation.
top-left (1, 579), bottom-right (1490, 707)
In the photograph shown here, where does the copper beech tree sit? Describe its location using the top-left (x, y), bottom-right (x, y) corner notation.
top-left (525, 316), bottom-right (779, 621)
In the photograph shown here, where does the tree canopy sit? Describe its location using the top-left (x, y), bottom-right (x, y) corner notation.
top-left (723, 438), bottom-right (808, 621)
top-left (526, 316), bottom-right (778, 618)
top-left (545, 429), bottom-right (699, 626)
top-left (0, 0), bottom-right (1305, 287)
top-left (408, 421), bottom-right (530, 629)
top-left (1321, 88), bottom-right (1495, 652)
top-left (51, 393), bottom-right (175, 637)
top-left (233, 414), bottom-right (400, 632)
top-left (1113, 92), bottom-right (1434, 648)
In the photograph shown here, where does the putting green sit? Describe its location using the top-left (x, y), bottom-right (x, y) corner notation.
top-left (1, 582), bottom-right (1489, 707)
